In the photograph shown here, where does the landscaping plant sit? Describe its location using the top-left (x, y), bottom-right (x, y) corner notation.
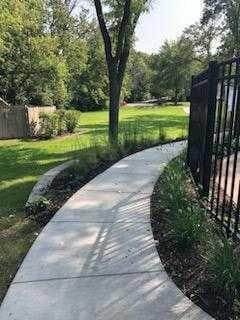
top-left (160, 156), bottom-right (204, 251)
top-left (56, 109), bottom-right (66, 135)
top-left (39, 112), bottom-right (58, 138)
top-left (64, 110), bottom-right (80, 133)
top-left (152, 153), bottom-right (240, 319)
top-left (205, 237), bottom-right (240, 298)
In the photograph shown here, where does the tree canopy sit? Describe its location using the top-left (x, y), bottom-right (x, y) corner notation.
top-left (152, 39), bottom-right (196, 105)
top-left (1, 0), bottom-right (239, 116)
top-left (203, 0), bottom-right (240, 57)
top-left (0, 0), bottom-right (108, 110)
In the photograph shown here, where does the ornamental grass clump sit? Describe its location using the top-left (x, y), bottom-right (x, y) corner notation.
top-left (162, 156), bottom-right (205, 252)
top-left (204, 238), bottom-right (240, 299)
top-left (166, 204), bottom-right (204, 252)
top-left (158, 126), bottom-right (167, 142)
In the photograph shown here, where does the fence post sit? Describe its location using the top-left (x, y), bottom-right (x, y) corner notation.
top-left (187, 75), bottom-right (195, 167)
top-left (202, 61), bottom-right (218, 196)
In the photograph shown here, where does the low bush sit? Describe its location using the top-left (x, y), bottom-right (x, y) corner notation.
top-left (56, 109), bottom-right (66, 135)
top-left (26, 196), bottom-right (54, 225)
top-left (39, 112), bottom-right (58, 138)
top-left (26, 196), bottom-right (50, 216)
top-left (39, 109), bottom-right (80, 138)
top-left (64, 110), bottom-right (80, 133)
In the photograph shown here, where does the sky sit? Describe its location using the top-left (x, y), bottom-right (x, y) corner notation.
top-left (80, 0), bottom-right (203, 54)
top-left (135, 0), bottom-right (203, 53)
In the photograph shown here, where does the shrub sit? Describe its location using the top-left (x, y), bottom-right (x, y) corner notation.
top-left (39, 112), bottom-right (58, 138)
top-left (64, 110), bottom-right (80, 133)
top-left (26, 196), bottom-right (50, 216)
top-left (26, 196), bottom-right (54, 225)
top-left (56, 109), bottom-right (66, 135)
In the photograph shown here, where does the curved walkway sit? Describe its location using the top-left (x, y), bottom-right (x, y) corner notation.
top-left (0, 141), bottom-right (213, 320)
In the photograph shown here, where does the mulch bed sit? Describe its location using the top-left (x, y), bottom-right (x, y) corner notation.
top-left (150, 174), bottom-right (239, 320)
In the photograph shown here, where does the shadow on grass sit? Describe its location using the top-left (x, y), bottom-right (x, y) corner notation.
top-left (79, 114), bottom-right (188, 136)
top-left (0, 146), bottom-right (95, 211)
top-left (0, 112), bottom-right (188, 214)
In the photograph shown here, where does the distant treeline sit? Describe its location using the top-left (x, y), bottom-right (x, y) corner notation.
top-left (0, 0), bottom-right (238, 110)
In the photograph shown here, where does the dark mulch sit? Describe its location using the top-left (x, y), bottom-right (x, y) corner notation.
top-left (150, 174), bottom-right (239, 320)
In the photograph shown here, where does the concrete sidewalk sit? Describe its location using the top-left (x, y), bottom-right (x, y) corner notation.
top-left (0, 141), bottom-right (212, 320)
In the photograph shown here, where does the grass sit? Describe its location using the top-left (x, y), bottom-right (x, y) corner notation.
top-left (155, 154), bottom-right (205, 251)
top-left (0, 105), bottom-right (189, 214)
top-left (0, 104), bottom-right (189, 303)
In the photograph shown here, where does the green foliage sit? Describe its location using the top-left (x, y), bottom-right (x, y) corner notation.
top-left (0, 0), bottom-right (108, 110)
top-left (0, 1), bottom-right (70, 106)
top-left (39, 112), bottom-right (59, 138)
top-left (182, 22), bottom-right (218, 67)
top-left (203, 0), bottom-right (240, 58)
top-left (126, 51), bottom-right (153, 102)
top-left (152, 39), bottom-right (196, 104)
top-left (158, 126), bottom-right (167, 142)
top-left (26, 196), bottom-right (50, 216)
top-left (64, 110), bottom-right (80, 133)
top-left (56, 109), bottom-right (66, 135)
top-left (167, 205), bottom-right (204, 251)
top-left (0, 0), bottom-right (199, 112)
top-left (73, 31), bottom-right (108, 111)
top-left (160, 156), bottom-right (204, 251)
top-left (39, 109), bottom-right (80, 137)
top-left (204, 237), bottom-right (240, 296)
top-left (99, 0), bottom-right (150, 52)
top-left (159, 153), bottom-right (240, 305)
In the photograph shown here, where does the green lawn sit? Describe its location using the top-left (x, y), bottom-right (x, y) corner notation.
top-left (0, 104), bottom-right (189, 302)
top-left (0, 105), bottom-right (189, 214)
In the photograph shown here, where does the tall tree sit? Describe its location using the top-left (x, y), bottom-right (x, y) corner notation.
top-left (203, 0), bottom-right (240, 57)
top-left (153, 39), bottom-right (196, 105)
top-left (93, 0), bottom-right (150, 142)
top-left (182, 22), bottom-right (218, 66)
top-left (126, 51), bottom-right (152, 102)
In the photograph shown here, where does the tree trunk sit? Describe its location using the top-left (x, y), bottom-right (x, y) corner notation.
top-left (109, 71), bottom-right (121, 144)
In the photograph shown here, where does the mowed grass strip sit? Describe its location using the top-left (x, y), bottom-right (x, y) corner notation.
top-left (0, 104), bottom-right (189, 303)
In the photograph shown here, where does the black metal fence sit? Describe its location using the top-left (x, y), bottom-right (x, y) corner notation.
top-left (187, 57), bottom-right (240, 238)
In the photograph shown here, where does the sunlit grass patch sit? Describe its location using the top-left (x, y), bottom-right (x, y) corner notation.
top-left (0, 104), bottom-right (188, 303)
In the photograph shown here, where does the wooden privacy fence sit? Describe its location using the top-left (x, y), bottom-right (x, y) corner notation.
top-left (0, 104), bottom-right (56, 139)
top-left (187, 58), bottom-right (240, 238)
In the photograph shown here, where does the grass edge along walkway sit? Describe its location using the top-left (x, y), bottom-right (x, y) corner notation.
top-left (0, 141), bottom-right (212, 320)
top-left (0, 105), bottom-right (189, 304)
